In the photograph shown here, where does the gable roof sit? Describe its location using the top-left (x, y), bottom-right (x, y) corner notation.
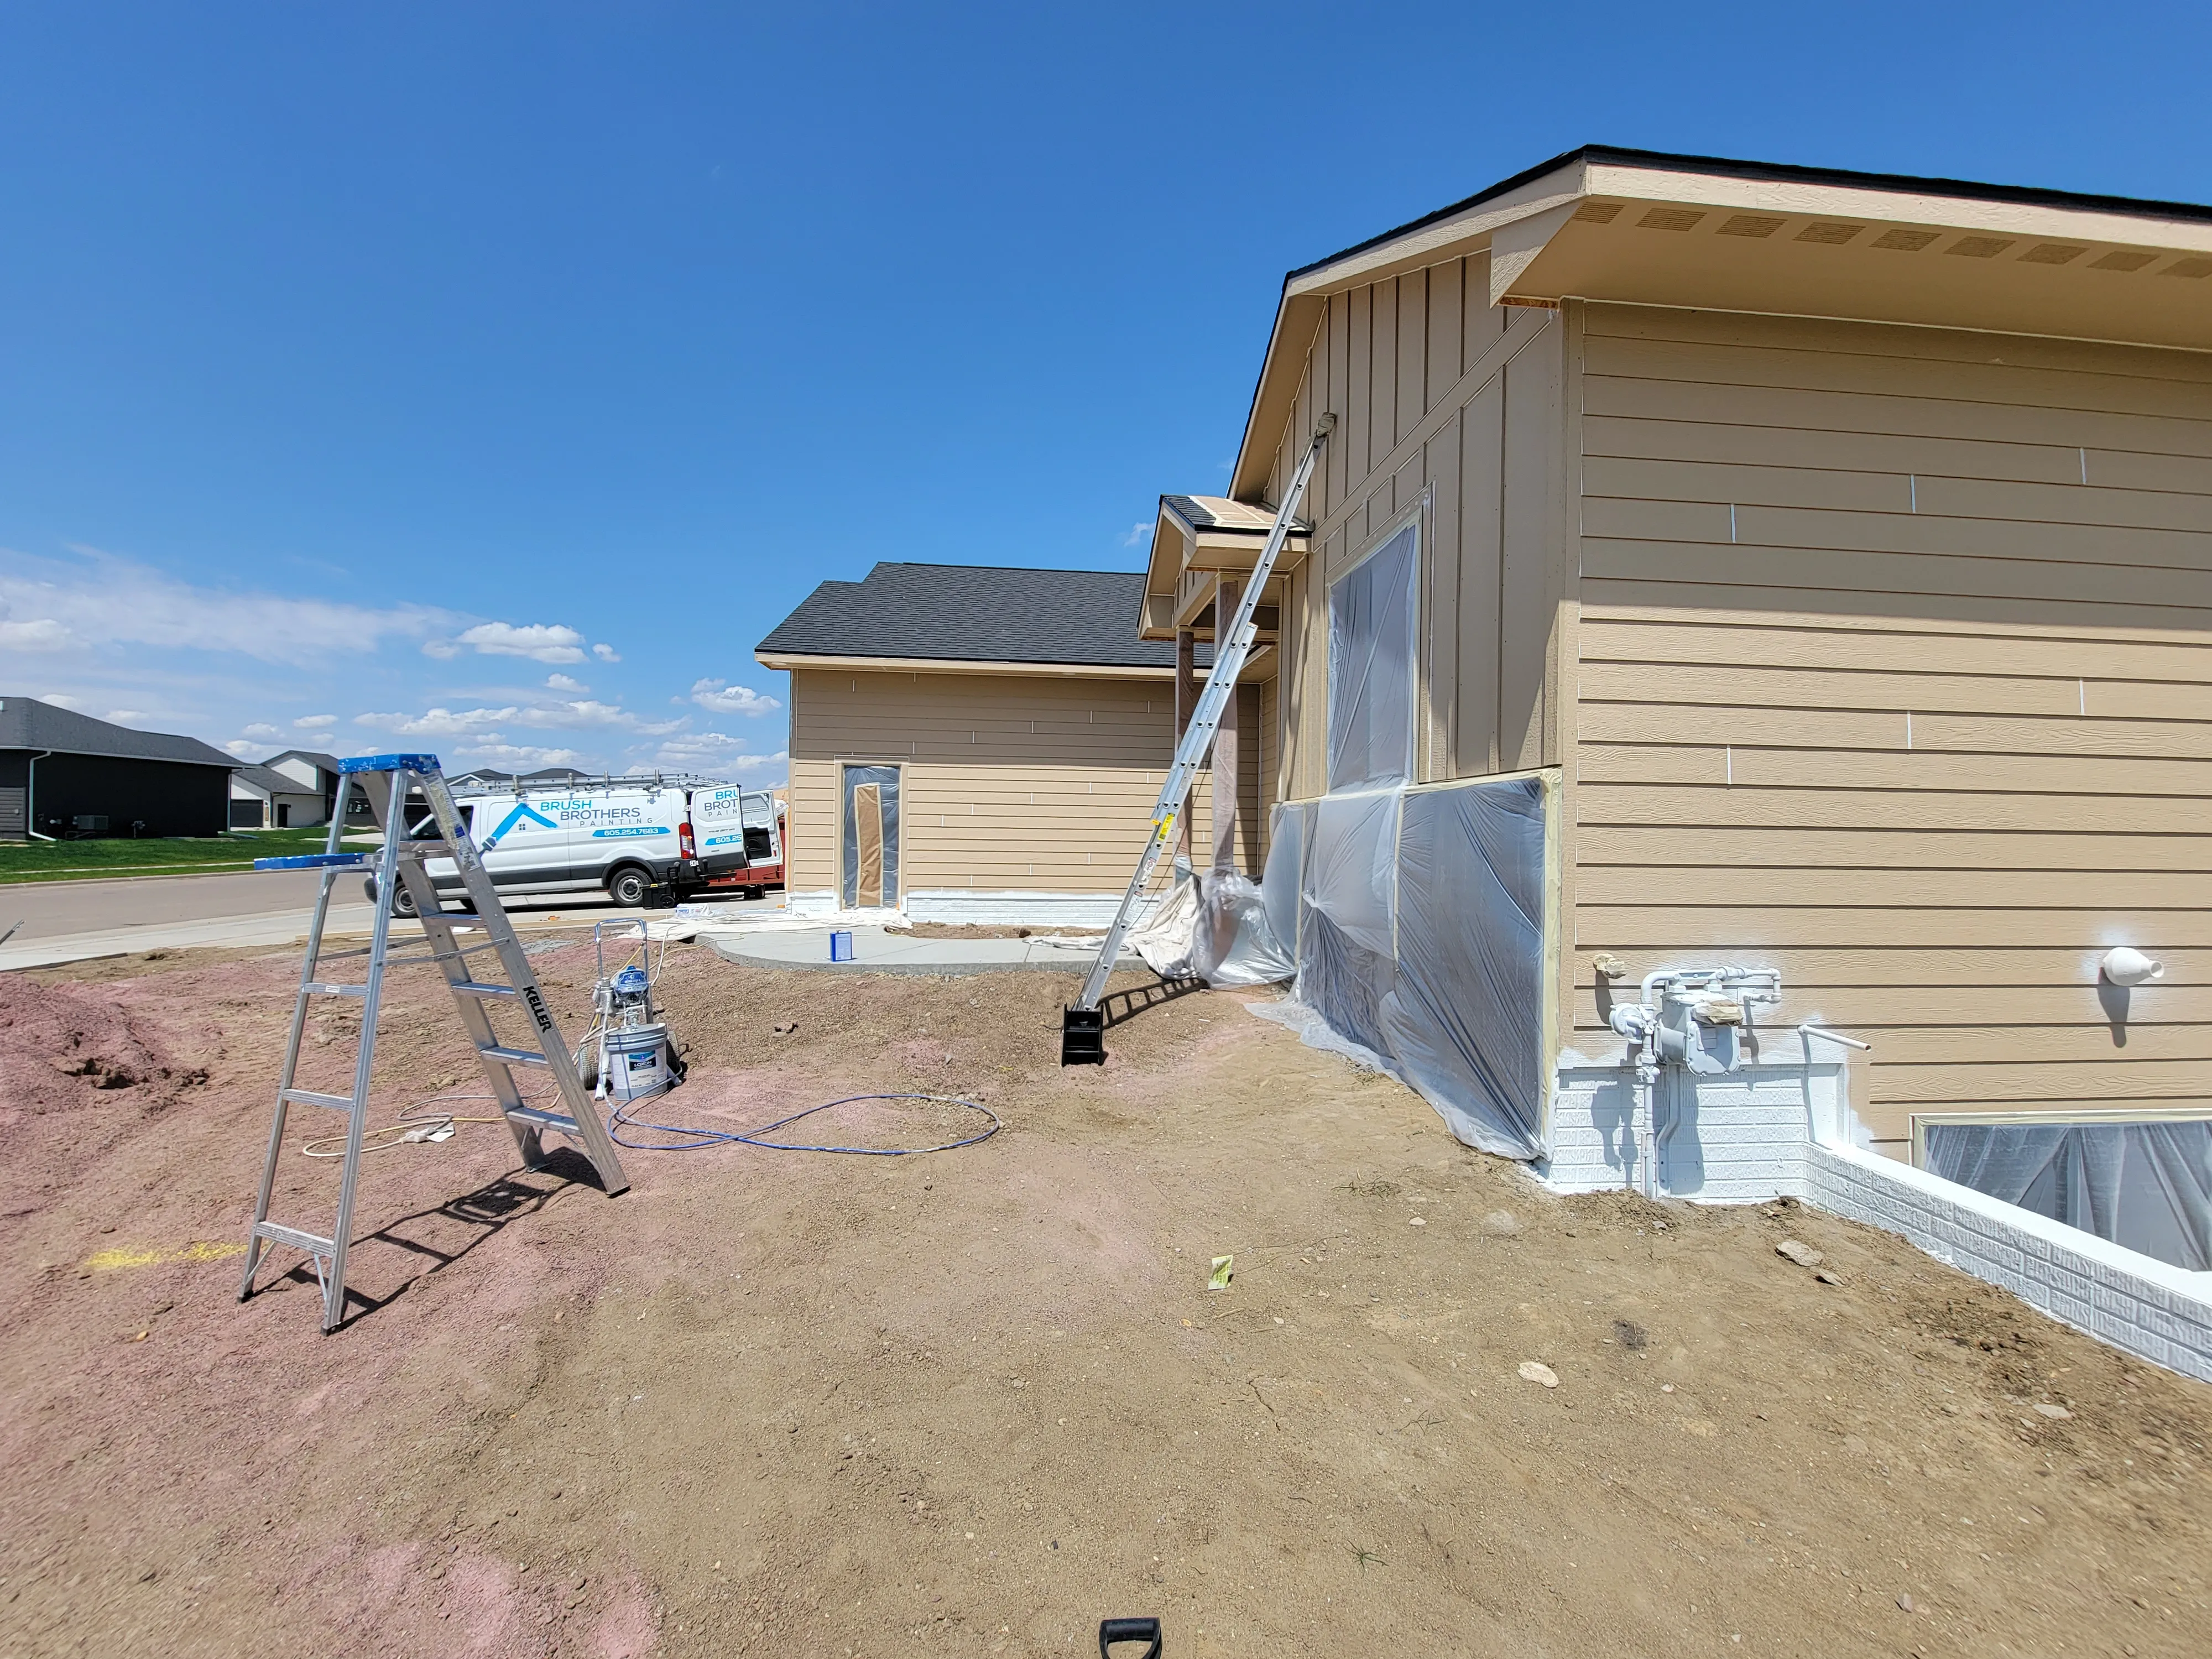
top-left (0, 697), bottom-right (236, 768)
top-left (1233, 145), bottom-right (2212, 498)
top-left (229, 763), bottom-right (298, 795)
top-left (757, 562), bottom-right (1200, 671)
top-left (266, 748), bottom-right (343, 778)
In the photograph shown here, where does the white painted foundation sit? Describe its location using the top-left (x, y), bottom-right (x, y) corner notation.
top-left (1538, 1056), bottom-right (2212, 1383)
top-left (784, 889), bottom-right (1156, 928)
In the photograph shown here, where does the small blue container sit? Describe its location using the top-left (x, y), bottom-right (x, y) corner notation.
top-left (829, 928), bottom-right (855, 962)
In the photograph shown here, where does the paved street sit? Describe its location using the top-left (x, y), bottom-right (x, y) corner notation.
top-left (0, 869), bottom-right (663, 971)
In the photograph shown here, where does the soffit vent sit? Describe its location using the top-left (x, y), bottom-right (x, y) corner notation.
top-left (1717, 213), bottom-right (1785, 238)
top-left (1795, 221), bottom-right (1863, 245)
top-left (1573, 201), bottom-right (1624, 223)
top-left (1871, 228), bottom-right (1939, 252)
top-left (1638, 207), bottom-right (1705, 231)
top-left (2020, 243), bottom-right (2085, 265)
top-left (2161, 257), bottom-right (2212, 279)
top-left (2091, 250), bottom-right (2158, 272)
top-left (1947, 236), bottom-right (2014, 258)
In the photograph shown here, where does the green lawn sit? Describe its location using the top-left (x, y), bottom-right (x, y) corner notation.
top-left (0, 825), bottom-right (351, 884)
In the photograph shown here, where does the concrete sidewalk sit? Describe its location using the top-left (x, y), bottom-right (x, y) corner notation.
top-left (0, 901), bottom-right (387, 971)
top-left (703, 925), bottom-right (1140, 976)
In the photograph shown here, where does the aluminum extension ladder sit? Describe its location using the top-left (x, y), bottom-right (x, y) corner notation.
top-left (238, 753), bottom-right (629, 1332)
top-left (1061, 413), bottom-right (1334, 1065)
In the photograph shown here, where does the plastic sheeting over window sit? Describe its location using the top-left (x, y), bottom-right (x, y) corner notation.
top-left (839, 764), bottom-right (901, 909)
top-left (1327, 523), bottom-right (1418, 792)
top-left (1924, 1118), bottom-right (2212, 1271)
top-left (1269, 772), bottom-right (1552, 1160)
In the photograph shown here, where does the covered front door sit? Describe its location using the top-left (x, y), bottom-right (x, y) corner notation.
top-left (840, 764), bottom-right (901, 909)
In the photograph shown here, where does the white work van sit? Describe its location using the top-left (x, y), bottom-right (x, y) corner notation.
top-left (368, 774), bottom-right (778, 916)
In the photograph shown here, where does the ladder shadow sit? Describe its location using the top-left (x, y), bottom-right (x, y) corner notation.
top-left (1100, 975), bottom-right (1204, 1030)
top-left (279, 1147), bottom-right (608, 1328)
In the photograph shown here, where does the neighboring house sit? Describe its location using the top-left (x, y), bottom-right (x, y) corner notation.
top-left (228, 749), bottom-right (345, 828)
top-left (755, 561), bottom-right (1262, 921)
top-left (0, 697), bottom-right (236, 839)
top-left (1191, 145), bottom-right (2212, 1247)
top-left (448, 766), bottom-right (592, 792)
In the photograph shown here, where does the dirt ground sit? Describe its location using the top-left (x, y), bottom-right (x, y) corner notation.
top-left (2, 938), bottom-right (2208, 1658)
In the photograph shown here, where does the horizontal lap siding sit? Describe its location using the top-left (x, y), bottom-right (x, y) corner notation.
top-left (1573, 305), bottom-right (2212, 1148)
top-left (788, 670), bottom-right (1253, 894)
top-left (1267, 256), bottom-right (1564, 801)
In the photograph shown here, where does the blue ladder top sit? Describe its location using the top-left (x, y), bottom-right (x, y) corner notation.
top-left (338, 753), bottom-right (443, 774)
top-left (253, 853), bottom-right (370, 871)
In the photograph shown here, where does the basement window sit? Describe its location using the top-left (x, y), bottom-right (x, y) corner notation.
top-left (1916, 1112), bottom-right (2212, 1271)
top-left (1326, 519), bottom-right (1418, 792)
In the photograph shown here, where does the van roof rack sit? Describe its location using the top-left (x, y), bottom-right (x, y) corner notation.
top-left (445, 770), bottom-right (745, 798)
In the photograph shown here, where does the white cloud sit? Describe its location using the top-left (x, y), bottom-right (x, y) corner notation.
top-left (105, 709), bottom-right (147, 723)
top-left (458, 741), bottom-right (586, 769)
top-left (689, 677), bottom-right (781, 716)
top-left (223, 738), bottom-right (261, 758)
top-left (295, 713), bottom-right (337, 730)
top-left (592, 643), bottom-right (620, 663)
top-left (0, 616), bottom-right (71, 650)
top-left (1120, 520), bottom-right (1152, 547)
top-left (242, 722), bottom-right (283, 740)
top-left (40, 692), bottom-right (82, 710)
top-left (432, 622), bottom-right (590, 665)
top-left (650, 730), bottom-right (789, 779)
top-left (354, 706), bottom-right (519, 737)
top-left (1, 547), bottom-right (447, 666)
top-left (545, 674), bottom-right (587, 693)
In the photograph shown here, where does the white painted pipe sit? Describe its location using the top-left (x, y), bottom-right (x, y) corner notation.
top-left (1799, 1023), bottom-right (1871, 1051)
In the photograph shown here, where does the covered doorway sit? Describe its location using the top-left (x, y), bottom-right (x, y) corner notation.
top-left (839, 763), bottom-right (902, 909)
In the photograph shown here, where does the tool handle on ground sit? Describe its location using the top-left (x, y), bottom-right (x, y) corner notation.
top-left (1099, 1616), bottom-right (1162, 1659)
top-left (1071, 416), bottom-right (1333, 1014)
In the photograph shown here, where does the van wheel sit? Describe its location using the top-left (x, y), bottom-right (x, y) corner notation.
top-left (363, 875), bottom-right (419, 919)
top-left (607, 866), bottom-right (651, 907)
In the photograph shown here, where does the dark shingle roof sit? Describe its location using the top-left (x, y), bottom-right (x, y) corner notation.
top-left (0, 697), bottom-right (236, 768)
top-left (758, 563), bottom-right (1204, 669)
top-left (230, 764), bottom-right (293, 794)
top-left (267, 748), bottom-right (343, 778)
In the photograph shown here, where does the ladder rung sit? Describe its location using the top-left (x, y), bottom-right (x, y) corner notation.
top-left (505, 1105), bottom-right (580, 1132)
top-left (281, 1088), bottom-right (358, 1112)
top-left (480, 1045), bottom-right (551, 1068)
top-left (304, 981), bottom-right (367, 997)
top-left (451, 981), bottom-right (517, 999)
top-left (253, 1220), bottom-right (334, 1257)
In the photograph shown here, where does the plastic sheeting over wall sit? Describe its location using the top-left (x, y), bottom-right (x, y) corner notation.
top-left (1129, 857), bottom-right (1295, 988)
top-left (1267, 773), bottom-right (1552, 1160)
top-left (1925, 1118), bottom-right (2212, 1271)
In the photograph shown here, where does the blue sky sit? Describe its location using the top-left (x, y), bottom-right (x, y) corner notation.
top-left (2, 2), bottom-right (2205, 780)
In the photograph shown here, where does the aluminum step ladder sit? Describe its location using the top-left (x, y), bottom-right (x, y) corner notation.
top-left (238, 753), bottom-right (629, 1332)
top-left (1061, 413), bottom-right (1334, 1065)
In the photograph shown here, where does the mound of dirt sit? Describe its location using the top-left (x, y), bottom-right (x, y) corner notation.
top-left (1, 940), bottom-right (2206, 1659)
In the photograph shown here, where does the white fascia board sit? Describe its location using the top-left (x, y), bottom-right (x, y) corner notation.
top-left (757, 652), bottom-right (1176, 681)
top-left (1285, 160), bottom-right (1588, 298)
top-left (1585, 159), bottom-right (2212, 254)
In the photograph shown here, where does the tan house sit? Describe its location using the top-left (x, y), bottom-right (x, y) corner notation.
top-left (755, 561), bottom-right (1263, 923)
top-left (1157, 144), bottom-right (2212, 1262)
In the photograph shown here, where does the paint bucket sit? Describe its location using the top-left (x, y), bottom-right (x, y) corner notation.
top-left (830, 929), bottom-right (855, 962)
top-left (602, 1023), bottom-right (671, 1102)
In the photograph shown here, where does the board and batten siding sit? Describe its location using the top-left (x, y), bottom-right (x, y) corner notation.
top-left (1573, 302), bottom-right (2212, 1151)
top-left (1266, 254), bottom-right (1571, 804)
top-left (786, 670), bottom-right (1261, 897)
